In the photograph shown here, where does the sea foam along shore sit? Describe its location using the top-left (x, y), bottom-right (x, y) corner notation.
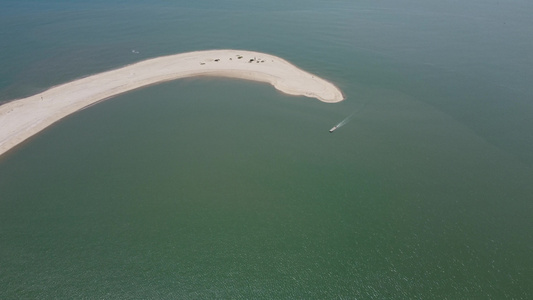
top-left (0, 49), bottom-right (344, 157)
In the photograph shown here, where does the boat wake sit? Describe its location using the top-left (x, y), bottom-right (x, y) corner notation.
top-left (329, 112), bottom-right (355, 132)
top-left (329, 98), bottom-right (372, 133)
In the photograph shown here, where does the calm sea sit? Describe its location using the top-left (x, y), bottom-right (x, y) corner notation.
top-left (1, 0), bottom-right (532, 298)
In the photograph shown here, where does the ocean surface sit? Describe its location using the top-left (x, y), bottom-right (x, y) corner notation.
top-left (1, 0), bottom-right (532, 298)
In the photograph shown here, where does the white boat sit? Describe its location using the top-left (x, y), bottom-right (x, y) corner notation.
top-left (329, 126), bottom-right (338, 133)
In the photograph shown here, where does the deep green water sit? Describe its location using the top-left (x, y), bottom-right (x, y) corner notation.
top-left (1, 0), bottom-right (532, 298)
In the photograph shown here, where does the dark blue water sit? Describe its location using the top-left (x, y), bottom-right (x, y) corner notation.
top-left (1, 0), bottom-right (532, 298)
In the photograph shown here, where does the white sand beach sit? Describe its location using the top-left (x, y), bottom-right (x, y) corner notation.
top-left (0, 49), bottom-right (344, 157)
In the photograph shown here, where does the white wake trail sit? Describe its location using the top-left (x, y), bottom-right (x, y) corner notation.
top-left (335, 111), bottom-right (357, 128)
top-left (329, 98), bottom-right (372, 132)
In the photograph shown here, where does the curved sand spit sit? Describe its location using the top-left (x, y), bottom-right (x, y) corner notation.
top-left (0, 49), bottom-right (344, 157)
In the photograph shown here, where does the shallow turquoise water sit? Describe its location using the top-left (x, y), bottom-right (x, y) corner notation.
top-left (1, 0), bottom-right (532, 298)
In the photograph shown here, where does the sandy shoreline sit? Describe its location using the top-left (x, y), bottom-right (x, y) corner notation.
top-left (0, 49), bottom-right (344, 157)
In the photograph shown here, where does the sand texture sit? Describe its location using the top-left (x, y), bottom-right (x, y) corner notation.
top-left (0, 49), bottom-right (344, 157)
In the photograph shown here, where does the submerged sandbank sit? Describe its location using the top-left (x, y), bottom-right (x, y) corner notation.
top-left (0, 49), bottom-right (344, 157)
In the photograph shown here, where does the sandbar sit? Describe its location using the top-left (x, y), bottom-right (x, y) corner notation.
top-left (0, 49), bottom-right (344, 157)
